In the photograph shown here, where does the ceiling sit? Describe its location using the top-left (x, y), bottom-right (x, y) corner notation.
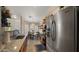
top-left (6, 6), bottom-right (49, 22)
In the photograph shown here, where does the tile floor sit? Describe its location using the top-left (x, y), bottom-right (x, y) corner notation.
top-left (26, 39), bottom-right (47, 52)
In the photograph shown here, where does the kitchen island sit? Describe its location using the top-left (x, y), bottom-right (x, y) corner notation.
top-left (0, 34), bottom-right (28, 52)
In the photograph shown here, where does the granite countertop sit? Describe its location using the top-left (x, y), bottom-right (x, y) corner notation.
top-left (0, 34), bottom-right (28, 52)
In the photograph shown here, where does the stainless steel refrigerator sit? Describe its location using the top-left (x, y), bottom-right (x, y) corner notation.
top-left (46, 6), bottom-right (77, 52)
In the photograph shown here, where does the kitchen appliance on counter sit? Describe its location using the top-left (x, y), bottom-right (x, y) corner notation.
top-left (46, 6), bottom-right (77, 52)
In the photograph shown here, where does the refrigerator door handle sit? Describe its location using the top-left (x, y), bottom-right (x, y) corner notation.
top-left (51, 21), bottom-right (56, 41)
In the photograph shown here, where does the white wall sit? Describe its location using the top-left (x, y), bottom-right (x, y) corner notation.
top-left (21, 19), bottom-right (25, 34)
top-left (9, 16), bottom-right (21, 33)
top-left (24, 24), bottom-right (29, 34)
top-left (7, 6), bottom-right (49, 22)
top-left (10, 16), bottom-right (30, 35)
top-left (12, 19), bottom-right (20, 31)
